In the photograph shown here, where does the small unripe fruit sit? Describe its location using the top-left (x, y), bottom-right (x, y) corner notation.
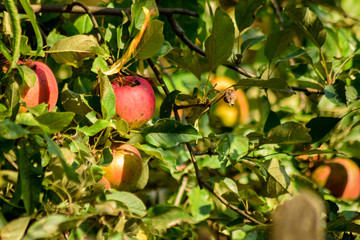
top-left (112, 76), bottom-right (155, 129)
top-left (101, 144), bottom-right (143, 192)
top-left (208, 76), bottom-right (249, 133)
top-left (19, 61), bottom-right (58, 112)
top-left (311, 158), bottom-right (360, 200)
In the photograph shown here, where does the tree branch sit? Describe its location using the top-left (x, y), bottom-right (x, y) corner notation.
top-left (0, 4), bottom-right (198, 17)
top-left (146, 58), bottom-right (264, 225)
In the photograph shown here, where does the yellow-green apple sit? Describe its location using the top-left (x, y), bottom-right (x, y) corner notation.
top-left (208, 76), bottom-right (249, 133)
top-left (101, 143), bottom-right (143, 192)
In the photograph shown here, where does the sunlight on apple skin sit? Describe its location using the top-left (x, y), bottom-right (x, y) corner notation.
top-left (112, 76), bottom-right (155, 130)
top-left (19, 61), bottom-right (59, 112)
top-left (101, 144), bottom-right (143, 192)
top-left (312, 158), bottom-right (360, 200)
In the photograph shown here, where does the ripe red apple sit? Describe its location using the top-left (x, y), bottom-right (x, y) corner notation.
top-left (101, 143), bottom-right (143, 192)
top-left (311, 158), bottom-right (360, 200)
top-left (19, 60), bottom-right (58, 112)
top-left (112, 76), bottom-right (155, 129)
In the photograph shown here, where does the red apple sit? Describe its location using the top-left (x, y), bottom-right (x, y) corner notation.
top-left (19, 60), bottom-right (58, 112)
top-left (311, 158), bottom-right (360, 200)
top-left (101, 143), bottom-right (143, 192)
top-left (99, 176), bottom-right (111, 189)
top-left (112, 76), bottom-right (155, 129)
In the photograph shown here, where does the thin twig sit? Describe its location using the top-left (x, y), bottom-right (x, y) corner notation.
top-left (199, 179), bottom-right (264, 225)
top-left (147, 58), bottom-right (264, 224)
top-left (174, 175), bottom-right (188, 206)
top-left (67, 2), bottom-right (102, 44)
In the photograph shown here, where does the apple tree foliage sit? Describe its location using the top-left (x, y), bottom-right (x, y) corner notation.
top-left (1, 0), bottom-right (360, 239)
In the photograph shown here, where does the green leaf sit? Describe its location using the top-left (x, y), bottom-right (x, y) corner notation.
top-left (265, 30), bottom-right (293, 64)
top-left (48, 34), bottom-right (101, 68)
top-left (0, 119), bottom-right (29, 139)
top-left (327, 219), bottom-right (360, 233)
top-left (217, 134), bottom-right (249, 162)
top-left (99, 72), bottom-right (116, 120)
top-left (19, 0), bottom-right (43, 56)
top-left (262, 121), bottom-right (312, 144)
top-left (91, 57), bottom-right (109, 74)
top-left (205, 8), bottom-right (235, 70)
top-left (234, 78), bottom-right (289, 91)
top-left (235, 0), bottom-right (265, 33)
top-left (264, 110), bottom-right (281, 133)
top-left (324, 80), bottom-right (347, 105)
top-left (136, 143), bottom-right (177, 171)
top-left (35, 112), bottom-right (75, 134)
top-left (160, 90), bottom-right (181, 118)
top-left (61, 84), bottom-right (94, 116)
top-left (141, 119), bottom-right (201, 148)
top-left (78, 119), bottom-right (114, 136)
top-left (18, 140), bottom-right (43, 214)
top-left (146, 204), bottom-right (192, 233)
top-left (106, 190), bottom-right (147, 217)
top-left (3, 0), bottom-right (21, 73)
top-left (165, 48), bottom-right (202, 80)
top-left (286, 7), bottom-right (326, 48)
top-left (24, 215), bottom-right (77, 239)
top-left (0, 216), bottom-right (30, 240)
top-left (306, 117), bottom-right (341, 143)
top-left (18, 64), bottom-right (36, 88)
top-left (263, 158), bottom-right (295, 197)
top-left (73, 15), bottom-right (93, 34)
top-left (134, 20), bottom-right (165, 60)
top-left (44, 136), bottom-right (79, 183)
top-left (188, 188), bottom-right (212, 223)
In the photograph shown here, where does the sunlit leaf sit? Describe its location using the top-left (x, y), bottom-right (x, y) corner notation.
top-left (262, 121), bottom-right (312, 144)
top-left (141, 119), bottom-right (201, 148)
top-left (48, 34), bottom-right (102, 68)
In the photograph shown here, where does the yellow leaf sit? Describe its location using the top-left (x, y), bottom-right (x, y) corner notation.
top-left (104, 7), bottom-right (151, 75)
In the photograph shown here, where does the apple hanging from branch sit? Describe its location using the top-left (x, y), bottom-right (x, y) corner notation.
top-left (100, 143), bottom-right (143, 192)
top-left (19, 60), bottom-right (59, 112)
top-left (112, 76), bottom-right (155, 129)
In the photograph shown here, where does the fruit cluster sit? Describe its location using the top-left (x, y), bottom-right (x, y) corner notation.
top-left (5, 60), bottom-right (156, 192)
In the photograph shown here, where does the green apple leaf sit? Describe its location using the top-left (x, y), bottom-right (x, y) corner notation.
top-left (61, 84), bottom-right (94, 116)
top-left (205, 8), bottom-right (235, 70)
top-left (261, 121), bottom-right (312, 144)
top-left (44, 135), bottom-right (79, 183)
top-left (324, 80), bottom-right (347, 105)
top-left (141, 119), bottom-right (201, 148)
top-left (0, 119), bottom-right (30, 139)
top-left (0, 216), bottom-right (30, 240)
top-left (106, 190), bottom-right (147, 217)
top-left (48, 34), bottom-right (103, 68)
top-left (286, 7), bottom-right (326, 48)
top-left (234, 78), bottom-right (289, 91)
top-left (165, 48), bottom-right (202, 80)
top-left (306, 117), bottom-right (341, 143)
top-left (160, 90), bottom-right (181, 119)
top-left (235, 0), bottom-right (265, 33)
top-left (99, 72), bottom-right (116, 120)
top-left (265, 30), bottom-right (293, 64)
top-left (35, 112), bottom-right (75, 134)
top-left (78, 119), bottom-right (114, 136)
top-left (134, 20), bottom-right (164, 60)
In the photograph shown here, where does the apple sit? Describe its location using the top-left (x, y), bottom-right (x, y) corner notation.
top-left (112, 76), bottom-right (155, 129)
top-left (208, 76), bottom-right (249, 133)
top-left (101, 143), bottom-right (143, 192)
top-left (311, 158), bottom-right (360, 200)
top-left (19, 60), bottom-right (58, 112)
